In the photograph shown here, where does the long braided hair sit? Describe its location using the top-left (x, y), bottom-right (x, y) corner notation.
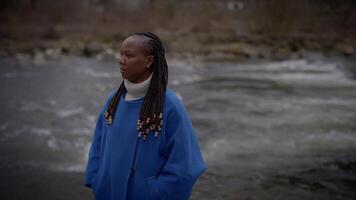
top-left (104, 32), bottom-right (168, 140)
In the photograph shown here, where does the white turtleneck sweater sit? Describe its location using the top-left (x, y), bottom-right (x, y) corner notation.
top-left (123, 73), bottom-right (153, 101)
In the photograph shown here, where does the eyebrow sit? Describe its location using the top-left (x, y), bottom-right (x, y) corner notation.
top-left (120, 50), bottom-right (133, 53)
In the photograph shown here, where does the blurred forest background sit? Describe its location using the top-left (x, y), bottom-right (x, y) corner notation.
top-left (1, 0), bottom-right (356, 58)
top-left (1, 1), bottom-right (356, 200)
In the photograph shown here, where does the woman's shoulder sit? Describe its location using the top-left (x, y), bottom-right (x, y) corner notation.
top-left (103, 90), bottom-right (117, 106)
top-left (165, 87), bottom-right (181, 102)
top-left (97, 90), bottom-right (117, 114)
top-left (164, 87), bottom-right (188, 118)
top-left (107, 90), bottom-right (117, 101)
top-left (165, 87), bottom-right (183, 106)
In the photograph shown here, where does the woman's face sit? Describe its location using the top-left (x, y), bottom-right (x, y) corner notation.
top-left (119, 36), bottom-right (153, 83)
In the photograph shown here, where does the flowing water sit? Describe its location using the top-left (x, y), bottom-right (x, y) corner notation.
top-left (0, 53), bottom-right (355, 199)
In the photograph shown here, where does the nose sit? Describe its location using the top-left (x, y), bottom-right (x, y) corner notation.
top-left (118, 55), bottom-right (124, 65)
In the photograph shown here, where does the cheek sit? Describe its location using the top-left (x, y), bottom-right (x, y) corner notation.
top-left (127, 58), bottom-right (146, 73)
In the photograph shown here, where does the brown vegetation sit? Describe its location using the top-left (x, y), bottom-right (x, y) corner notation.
top-left (1, 0), bottom-right (355, 58)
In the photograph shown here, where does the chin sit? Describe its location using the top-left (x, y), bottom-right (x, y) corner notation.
top-left (120, 73), bottom-right (127, 79)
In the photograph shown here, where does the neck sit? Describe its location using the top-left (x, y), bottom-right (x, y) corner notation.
top-left (124, 73), bottom-right (153, 101)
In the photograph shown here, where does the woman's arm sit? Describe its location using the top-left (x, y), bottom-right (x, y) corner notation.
top-left (83, 91), bottom-right (115, 188)
top-left (83, 109), bottom-right (104, 188)
top-left (146, 103), bottom-right (207, 200)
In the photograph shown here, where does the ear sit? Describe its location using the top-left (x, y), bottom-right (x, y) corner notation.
top-left (145, 55), bottom-right (154, 68)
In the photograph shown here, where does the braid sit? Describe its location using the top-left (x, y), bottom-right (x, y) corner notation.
top-left (104, 81), bottom-right (126, 124)
top-left (104, 32), bottom-right (168, 141)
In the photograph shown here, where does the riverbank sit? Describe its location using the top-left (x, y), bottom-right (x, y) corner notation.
top-left (1, 31), bottom-right (355, 64)
top-left (2, 0), bottom-right (355, 61)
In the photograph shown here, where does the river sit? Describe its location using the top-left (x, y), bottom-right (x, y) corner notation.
top-left (0, 53), bottom-right (355, 199)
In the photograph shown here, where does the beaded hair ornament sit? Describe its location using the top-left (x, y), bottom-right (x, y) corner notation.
top-left (103, 88), bottom-right (164, 141)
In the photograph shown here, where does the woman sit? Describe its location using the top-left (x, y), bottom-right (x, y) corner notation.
top-left (83, 32), bottom-right (207, 200)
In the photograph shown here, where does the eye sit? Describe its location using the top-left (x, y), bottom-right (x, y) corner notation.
top-left (120, 51), bottom-right (135, 58)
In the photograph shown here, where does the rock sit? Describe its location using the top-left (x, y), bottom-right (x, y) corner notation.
top-left (83, 41), bottom-right (103, 57)
top-left (45, 48), bottom-right (62, 59)
top-left (15, 53), bottom-right (32, 66)
top-left (335, 43), bottom-right (355, 56)
top-left (33, 51), bottom-right (45, 65)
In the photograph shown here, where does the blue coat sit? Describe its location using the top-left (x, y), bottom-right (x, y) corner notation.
top-left (84, 88), bottom-right (207, 200)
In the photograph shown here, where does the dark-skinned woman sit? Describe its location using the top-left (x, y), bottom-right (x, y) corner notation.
top-left (84, 32), bottom-right (207, 200)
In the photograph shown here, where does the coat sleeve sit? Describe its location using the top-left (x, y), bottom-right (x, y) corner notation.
top-left (83, 91), bottom-right (115, 188)
top-left (83, 107), bottom-right (104, 188)
top-left (150, 101), bottom-right (207, 200)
